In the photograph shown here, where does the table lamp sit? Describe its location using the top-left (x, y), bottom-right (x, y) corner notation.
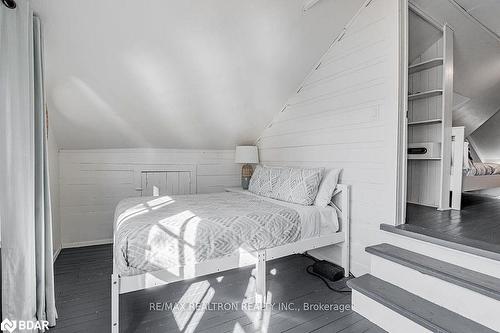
top-left (235, 146), bottom-right (259, 189)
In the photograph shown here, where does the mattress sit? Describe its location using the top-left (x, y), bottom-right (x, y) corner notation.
top-left (114, 191), bottom-right (338, 276)
top-left (465, 162), bottom-right (500, 176)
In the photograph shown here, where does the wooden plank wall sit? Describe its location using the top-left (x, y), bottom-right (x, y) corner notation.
top-left (58, 149), bottom-right (239, 248)
top-left (256, 0), bottom-right (400, 275)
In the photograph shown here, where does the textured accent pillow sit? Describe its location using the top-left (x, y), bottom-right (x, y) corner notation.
top-left (314, 168), bottom-right (341, 207)
top-left (248, 165), bottom-right (277, 197)
top-left (270, 167), bottom-right (323, 205)
top-left (248, 165), bottom-right (263, 193)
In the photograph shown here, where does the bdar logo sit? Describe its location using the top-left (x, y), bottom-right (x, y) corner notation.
top-left (1, 318), bottom-right (16, 333)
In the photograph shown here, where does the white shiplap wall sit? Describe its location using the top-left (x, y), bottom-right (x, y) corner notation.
top-left (257, 0), bottom-right (400, 275)
top-left (59, 149), bottom-right (239, 247)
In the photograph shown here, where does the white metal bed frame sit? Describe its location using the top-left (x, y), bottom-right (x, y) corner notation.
top-left (450, 127), bottom-right (500, 210)
top-left (111, 184), bottom-right (350, 332)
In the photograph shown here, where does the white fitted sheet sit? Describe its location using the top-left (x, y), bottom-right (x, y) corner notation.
top-left (241, 190), bottom-right (339, 238)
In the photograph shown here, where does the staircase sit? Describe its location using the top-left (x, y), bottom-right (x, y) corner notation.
top-left (347, 224), bottom-right (500, 332)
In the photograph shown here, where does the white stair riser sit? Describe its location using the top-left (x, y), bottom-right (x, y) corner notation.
top-left (370, 256), bottom-right (500, 331)
top-left (351, 290), bottom-right (433, 333)
top-left (381, 231), bottom-right (500, 277)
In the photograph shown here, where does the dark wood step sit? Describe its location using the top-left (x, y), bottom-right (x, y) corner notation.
top-left (348, 274), bottom-right (496, 333)
top-left (380, 223), bottom-right (500, 262)
top-left (366, 243), bottom-right (500, 301)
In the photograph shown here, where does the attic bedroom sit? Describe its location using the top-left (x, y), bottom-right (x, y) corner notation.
top-left (1, 0), bottom-right (499, 332)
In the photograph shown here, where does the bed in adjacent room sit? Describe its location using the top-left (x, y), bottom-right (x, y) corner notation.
top-left (111, 166), bottom-right (350, 332)
top-left (450, 127), bottom-right (500, 209)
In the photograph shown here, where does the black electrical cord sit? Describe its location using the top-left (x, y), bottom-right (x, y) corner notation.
top-left (301, 253), bottom-right (355, 293)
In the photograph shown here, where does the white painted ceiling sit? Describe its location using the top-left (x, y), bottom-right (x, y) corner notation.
top-left (410, 0), bottom-right (500, 137)
top-left (32, 0), bottom-right (364, 149)
top-left (470, 110), bottom-right (500, 162)
top-left (454, 0), bottom-right (500, 37)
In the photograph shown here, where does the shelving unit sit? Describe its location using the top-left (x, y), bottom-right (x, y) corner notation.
top-left (408, 89), bottom-right (443, 101)
top-left (406, 12), bottom-right (453, 211)
top-left (407, 157), bottom-right (442, 160)
top-left (408, 57), bottom-right (443, 74)
top-left (408, 119), bottom-right (442, 126)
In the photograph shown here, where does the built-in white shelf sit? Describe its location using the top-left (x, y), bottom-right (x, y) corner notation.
top-left (407, 157), bottom-right (442, 160)
top-left (408, 119), bottom-right (442, 126)
top-left (408, 58), bottom-right (444, 74)
top-left (408, 89), bottom-right (443, 101)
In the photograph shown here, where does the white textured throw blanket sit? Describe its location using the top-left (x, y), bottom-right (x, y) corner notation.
top-left (114, 192), bottom-right (302, 276)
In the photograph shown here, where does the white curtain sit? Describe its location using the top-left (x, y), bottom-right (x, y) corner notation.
top-left (33, 16), bottom-right (57, 327)
top-left (0, 2), bottom-right (57, 330)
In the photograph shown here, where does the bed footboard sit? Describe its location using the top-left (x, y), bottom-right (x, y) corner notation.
top-left (111, 273), bottom-right (119, 333)
top-left (331, 184), bottom-right (351, 277)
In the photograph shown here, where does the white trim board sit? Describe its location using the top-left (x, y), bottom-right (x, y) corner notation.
top-left (396, 0), bottom-right (409, 225)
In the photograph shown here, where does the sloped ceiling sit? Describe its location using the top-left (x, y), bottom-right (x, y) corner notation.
top-left (449, 0), bottom-right (500, 161)
top-left (453, 0), bottom-right (500, 37)
top-left (31, 0), bottom-right (364, 149)
top-left (470, 110), bottom-right (500, 162)
top-left (410, 0), bottom-right (500, 137)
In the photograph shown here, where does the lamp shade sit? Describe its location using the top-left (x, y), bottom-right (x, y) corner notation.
top-left (235, 146), bottom-right (259, 164)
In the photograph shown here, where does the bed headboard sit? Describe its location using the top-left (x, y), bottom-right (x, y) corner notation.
top-left (330, 183), bottom-right (350, 234)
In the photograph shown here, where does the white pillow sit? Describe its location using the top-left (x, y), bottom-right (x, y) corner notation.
top-left (248, 165), bottom-right (276, 197)
top-left (270, 167), bottom-right (323, 205)
top-left (314, 168), bottom-right (341, 207)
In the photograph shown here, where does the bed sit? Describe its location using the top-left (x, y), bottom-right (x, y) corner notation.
top-left (450, 127), bottom-right (500, 209)
top-left (111, 171), bottom-right (350, 332)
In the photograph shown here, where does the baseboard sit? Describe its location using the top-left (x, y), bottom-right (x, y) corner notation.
top-left (406, 200), bottom-right (438, 208)
top-left (62, 239), bottom-right (113, 249)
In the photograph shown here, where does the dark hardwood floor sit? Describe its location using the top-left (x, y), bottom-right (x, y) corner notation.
top-left (50, 245), bottom-right (384, 333)
top-left (406, 193), bottom-right (500, 246)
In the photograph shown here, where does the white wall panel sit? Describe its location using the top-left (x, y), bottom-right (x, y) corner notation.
top-left (59, 148), bottom-right (237, 247)
top-left (257, 0), bottom-right (400, 276)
